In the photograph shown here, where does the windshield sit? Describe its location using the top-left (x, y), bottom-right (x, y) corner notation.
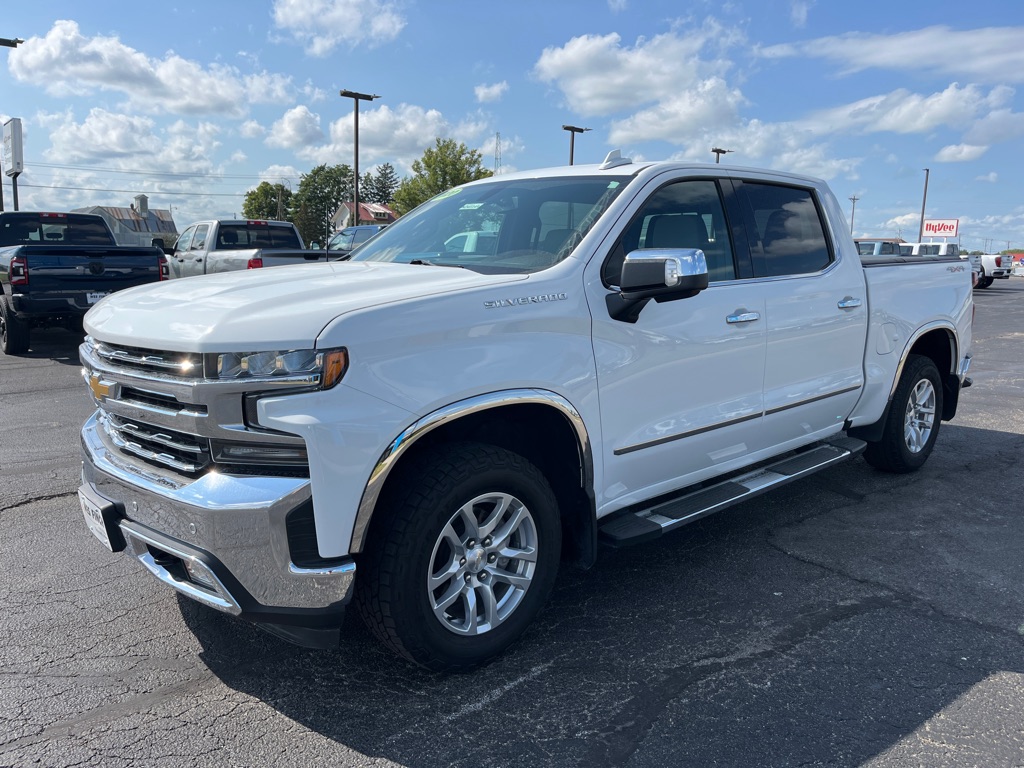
top-left (349, 175), bottom-right (630, 273)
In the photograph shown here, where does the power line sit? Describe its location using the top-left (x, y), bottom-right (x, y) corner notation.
top-left (19, 182), bottom-right (244, 198)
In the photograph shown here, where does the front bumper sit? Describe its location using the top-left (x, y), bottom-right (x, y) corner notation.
top-left (80, 411), bottom-right (356, 646)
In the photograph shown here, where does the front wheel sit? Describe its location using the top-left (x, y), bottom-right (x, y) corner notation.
top-left (356, 442), bottom-right (561, 671)
top-left (863, 354), bottom-right (943, 473)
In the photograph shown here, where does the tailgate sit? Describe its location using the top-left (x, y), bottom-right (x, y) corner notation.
top-left (20, 246), bottom-right (163, 301)
top-left (260, 249), bottom-right (329, 267)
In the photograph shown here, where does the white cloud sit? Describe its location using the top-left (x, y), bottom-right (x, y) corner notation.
top-left (45, 109), bottom-right (162, 163)
top-left (758, 26), bottom-right (1024, 84)
top-left (609, 76), bottom-right (746, 143)
top-left (976, 172), bottom-right (998, 183)
top-left (271, 0), bottom-right (406, 56)
top-left (534, 22), bottom-right (744, 117)
top-left (790, 1), bottom-right (814, 28)
top-left (475, 81), bottom-right (509, 103)
top-left (266, 105), bottom-right (325, 149)
top-left (9, 20), bottom-right (298, 117)
top-left (608, 0), bottom-right (628, 10)
top-left (800, 84), bottom-right (1006, 136)
top-left (239, 120), bottom-right (266, 139)
top-left (934, 144), bottom-right (988, 162)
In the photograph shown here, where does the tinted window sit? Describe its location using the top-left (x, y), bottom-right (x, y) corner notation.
top-left (216, 223), bottom-right (303, 249)
top-left (603, 179), bottom-right (735, 285)
top-left (743, 183), bottom-right (832, 277)
top-left (0, 214), bottom-right (114, 246)
top-left (350, 176), bottom-right (628, 274)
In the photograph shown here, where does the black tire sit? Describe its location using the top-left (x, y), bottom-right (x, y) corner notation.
top-left (0, 297), bottom-right (30, 355)
top-left (977, 273), bottom-right (993, 288)
top-left (863, 354), bottom-right (943, 474)
top-left (356, 441), bottom-right (561, 671)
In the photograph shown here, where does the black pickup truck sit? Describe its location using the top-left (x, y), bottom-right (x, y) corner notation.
top-left (0, 211), bottom-right (166, 354)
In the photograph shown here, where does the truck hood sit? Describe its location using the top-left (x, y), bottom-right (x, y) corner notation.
top-left (84, 261), bottom-right (528, 350)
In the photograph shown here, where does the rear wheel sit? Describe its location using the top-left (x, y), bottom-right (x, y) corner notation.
top-left (863, 354), bottom-right (943, 473)
top-left (357, 442), bottom-right (561, 671)
top-left (0, 297), bottom-right (30, 355)
top-left (977, 269), bottom-right (993, 288)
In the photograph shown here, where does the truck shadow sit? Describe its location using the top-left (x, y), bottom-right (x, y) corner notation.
top-left (180, 422), bottom-right (1024, 767)
top-left (18, 327), bottom-right (86, 366)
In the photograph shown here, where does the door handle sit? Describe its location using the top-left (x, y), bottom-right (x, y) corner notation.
top-left (726, 311), bottom-right (761, 324)
top-left (837, 297), bottom-right (862, 309)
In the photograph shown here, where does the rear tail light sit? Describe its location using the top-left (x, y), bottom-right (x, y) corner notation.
top-left (246, 257), bottom-right (263, 269)
top-left (996, 256), bottom-right (1004, 268)
top-left (159, 256), bottom-right (169, 280)
top-left (10, 256), bottom-right (28, 286)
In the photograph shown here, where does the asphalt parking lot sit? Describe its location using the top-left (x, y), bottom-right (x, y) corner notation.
top-left (2, 279), bottom-right (1023, 767)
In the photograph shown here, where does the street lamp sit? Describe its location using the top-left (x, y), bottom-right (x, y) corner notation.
top-left (0, 38), bottom-right (24, 48)
top-left (562, 125), bottom-right (590, 165)
top-left (849, 195), bottom-right (859, 235)
top-left (339, 89), bottom-right (379, 232)
top-left (918, 168), bottom-right (930, 242)
top-left (711, 147), bottom-right (733, 163)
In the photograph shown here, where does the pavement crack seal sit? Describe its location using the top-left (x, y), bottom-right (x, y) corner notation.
top-left (0, 491), bottom-right (79, 514)
top-left (0, 674), bottom-right (216, 753)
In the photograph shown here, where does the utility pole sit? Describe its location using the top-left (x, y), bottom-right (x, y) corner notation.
top-left (848, 195), bottom-right (860, 234)
top-left (711, 147), bottom-right (733, 163)
top-left (918, 168), bottom-right (930, 242)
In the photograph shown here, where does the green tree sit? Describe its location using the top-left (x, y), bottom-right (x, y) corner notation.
top-left (242, 182), bottom-right (293, 221)
top-left (391, 139), bottom-right (493, 215)
top-left (291, 164), bottom-right (353, 247)
top-left (366, 162), bottom-right (400, 205)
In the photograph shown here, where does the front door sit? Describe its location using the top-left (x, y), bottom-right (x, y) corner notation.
top-left (586, 176), bottom-right (768, 515)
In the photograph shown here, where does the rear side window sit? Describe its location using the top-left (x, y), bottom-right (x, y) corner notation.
top-left (741, 183), bottom-right (832, 277)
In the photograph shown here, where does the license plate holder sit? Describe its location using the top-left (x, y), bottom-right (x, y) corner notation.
top-left (86, 292), bottom-right (107, 305)
top-left (78, 485), bottom-right (126, 552)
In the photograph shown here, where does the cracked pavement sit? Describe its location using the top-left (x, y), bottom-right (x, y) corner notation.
top-left (1, 284), bottom-right (1023, 767)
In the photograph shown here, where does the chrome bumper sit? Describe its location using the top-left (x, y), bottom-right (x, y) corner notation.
top-left (80, 411), bottom-right (356, 619)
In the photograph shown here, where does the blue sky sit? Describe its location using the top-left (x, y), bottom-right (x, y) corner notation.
top-left (2, 0), bottom-right (1022, 250)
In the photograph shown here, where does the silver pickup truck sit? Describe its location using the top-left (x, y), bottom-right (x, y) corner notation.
top-left (167, 219), bottom-right (327, 278)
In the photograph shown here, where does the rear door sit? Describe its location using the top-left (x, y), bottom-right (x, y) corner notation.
top-left (731, 178), bottom-right (867, 445)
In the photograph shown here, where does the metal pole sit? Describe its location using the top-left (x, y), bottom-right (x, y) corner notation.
top-left (352, 98), bottom-right (359, 228)
top-left (849, 195), bottom-right (859, 234)
top-left (918, 168), bottom-right (930, 242)
top-left (562, 125), bottom-right (590, 166)
top-left (11, 172), bottom-right (19, 211)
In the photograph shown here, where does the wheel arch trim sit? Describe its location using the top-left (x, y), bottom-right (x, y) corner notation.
top-left (349, 389), bottom-right (594, 552)
top-left (889, 321), bottom-right (960, 400)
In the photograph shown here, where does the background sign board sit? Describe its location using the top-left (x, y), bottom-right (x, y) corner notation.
top-left (3, 118), bottom-right (24, 177)
top-left (923, 218), bottom-right (959, 238)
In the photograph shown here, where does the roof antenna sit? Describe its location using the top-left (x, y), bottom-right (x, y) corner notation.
top-left (599, 150), bottom-right (632, 170)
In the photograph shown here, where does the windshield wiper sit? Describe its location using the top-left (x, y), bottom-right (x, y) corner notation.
top-left (408, 259), bottom-right (465, 268)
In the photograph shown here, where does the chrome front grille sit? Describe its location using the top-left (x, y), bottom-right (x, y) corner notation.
top-left (82, 336), bottom-right (309, 480)
top-left (104, 414), bottom-right (211, 474)
top-left (93, 340), bottom-right (203, 377)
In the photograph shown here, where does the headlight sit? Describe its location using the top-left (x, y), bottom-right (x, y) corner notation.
top-left (213, 347), bottom-right (348, 390)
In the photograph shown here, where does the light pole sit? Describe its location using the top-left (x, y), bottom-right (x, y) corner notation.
top-left (0, 38), bottom-right (24, 48)
top-left (562, 125), bottom-right (590, 165)
top-left (711, 147), bottom-right (733, 163)
top-left (918, 168), bottom-right (930, 242)
top-left (339, 89), bottom-right (379, 232)
top-left (849, 195), bottom-right (859, 234)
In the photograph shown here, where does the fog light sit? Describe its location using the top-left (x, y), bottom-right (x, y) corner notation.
top-left (182, 557), bottom-right (217, 590)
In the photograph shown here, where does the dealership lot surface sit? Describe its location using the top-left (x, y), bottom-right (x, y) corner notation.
top-left (2, 282), bottom-right (1023, 767)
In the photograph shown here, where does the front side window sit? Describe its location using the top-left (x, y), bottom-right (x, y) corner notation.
top-left (191, 224), bottom-right (210, 251)
top-left (350, 176), bottom-right (630, 274)
top-left (742, 183), bottom-right (832, 277)
top-left (174, 226), bottom-right (195, 253)
top-left (603, 179), bottom-right (735, 285)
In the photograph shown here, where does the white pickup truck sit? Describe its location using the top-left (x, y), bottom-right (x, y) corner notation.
top-left (978, 253), bottom-right (1012, 288)
top-left (167, 219), bottom-right (325, 278)
top-left (77, 154), bottom-right (973, 670)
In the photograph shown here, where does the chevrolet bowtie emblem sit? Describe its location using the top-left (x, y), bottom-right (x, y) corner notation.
top-left (88, 374), bottom-right (118, 402)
